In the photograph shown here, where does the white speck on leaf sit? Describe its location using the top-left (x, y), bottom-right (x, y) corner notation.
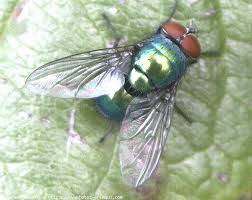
top-left (217, 173), bottom-right (230, 183)
top-left (201, 9), bottom-right (217, 17)
top-left (108, 7), bottom-right (118, 15)
top-left (66, 109), bottom-right (86, 159)
top-left (17, 111), bottom-right (32, 120)
top-left (118, 0), bottom-right (126, 5)
top-left (40, 117), bottom-right (52, 128)
top-left (187, 0), bottom-right (200, 6)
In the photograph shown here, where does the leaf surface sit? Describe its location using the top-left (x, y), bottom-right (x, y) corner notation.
top-left (0, 0), bottom-right (251, 199)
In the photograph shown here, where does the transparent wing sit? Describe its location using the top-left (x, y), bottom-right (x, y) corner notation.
top-left (119, 83), bottom-right (178, 187)
top-left (25, 46), bottom-right (134, 98)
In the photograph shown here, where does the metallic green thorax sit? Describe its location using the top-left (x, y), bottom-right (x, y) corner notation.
top-left (128, 34), bottom-right (188, 94)
top-left (96, 34), bottom-right (188, 121)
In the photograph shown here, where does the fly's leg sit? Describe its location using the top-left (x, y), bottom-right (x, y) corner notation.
top-left (102, 13), bottom-right (121, 48)
top-left (99, 122), bottom-right (115, 143)
top-left (201, 51), bottom-right (222, 58)
top-left (187, 50), bottom-right (222, 65)
top-left (96, 14), bottom-right (120, 144)
top-left (168, 0), bottom-right (179, 21)
top-left (157, 0), bottom-right (179, 33)
top-left (174, 103), bottom-right (193, 124)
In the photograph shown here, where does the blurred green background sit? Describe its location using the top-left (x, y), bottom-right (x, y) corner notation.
top-left (0, 0), bottom-right (252, 199)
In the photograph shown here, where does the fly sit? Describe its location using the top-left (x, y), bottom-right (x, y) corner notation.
top-left (25, 1), bottom-right (201, 187)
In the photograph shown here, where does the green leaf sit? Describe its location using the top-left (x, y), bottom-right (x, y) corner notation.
top-left (0, 0), bottom-right (251, 199)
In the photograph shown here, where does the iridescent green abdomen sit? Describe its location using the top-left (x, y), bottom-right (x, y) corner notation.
top-left (96, 88), bottom-right (133, 121)
top-left (127, 34), bottom-right (188, 94)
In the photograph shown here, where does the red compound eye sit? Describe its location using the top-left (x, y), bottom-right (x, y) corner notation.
top-left (162, 22), bottom-right (187, 39)
top-left (181, 34), bottom-right (201, 58)
top-left (162, 21), bottom-right (201, 59)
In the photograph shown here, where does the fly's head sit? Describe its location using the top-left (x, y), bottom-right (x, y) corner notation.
top-left (161, 21), bottom-right (201, 60)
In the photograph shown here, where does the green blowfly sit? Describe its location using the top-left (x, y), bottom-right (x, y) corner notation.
top-left (25, 4), bottom-right (201, 187)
